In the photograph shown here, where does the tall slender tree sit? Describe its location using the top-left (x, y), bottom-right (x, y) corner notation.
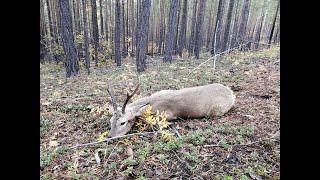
top-left (173, 0), bottom-right (181, 53)
top-left (206, 1), bottom-right (215, 51)
top-left (177, 0), bottom-right (188, 56)
top-left (188, 0), bottom-right (198, 56)
top-left (59, 0), bottom-right (79, 77)
top-left (211, 0), bottom-right (225, 55)
top-left (114, 0), bottom-right (122, 66)
top-left (99, 0), bottom-right (104, 36)
top-left (121, 0), bottom-right (127, 57)
top-left (158, 0), bottom-right (165, 54)
top-left (136, 0), bottom-right (152, 72)
top-left (82, 0), bottom-right (90, 74)
top-left (194, 0), bottom-right (207, 59)
top-left (221, 0), bottom-right (235, 51)
top-left (238, 0), bottom-right (250, 50)
top-left (129, 0), bottom-right (135, 55)
top-left (91, 0), bottom-right (99, 66)
top-left (268, 0), bottom-right (279, 46)
top-left (163, 0), bottom-right (179, 63)
top-left (230, 0), bottom-right (241, 48)
top-left (104, 0), bottom-right (109, 42)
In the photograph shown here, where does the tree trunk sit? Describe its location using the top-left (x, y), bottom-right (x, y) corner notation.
top-left (188, 0), bottom-right (198, 56)
top-left (230, 0), bottom-right (240, 48)
top-left (211, 0), bottom-right (225, 55)
top-left (91, 0), bottom-right (99, 66)
top-left (177, 0), bottom-right (188, 56)
top-left (82, 0), bottom-right (90, 74)
top-left (238, 0), bottom-right (250, 50)
top-left (114, 0), bottom-right (122, 66)
top-left (194, 0), bottom-right (207, 59)
top-left (205, 1), bottom-right (214, 51)
top-left (129, 0), bottom-right (135, 56)
top-left (268, 0), bottom-right (279, 46)
top-left (104, 0), bottom-right (108, 42)
top-left (99, 0), bottom-right (104, 36)
top-left (221, 0), bottom-right (235, 52)
top-left (163, 0), bottom-right (179, 63)
top-left (173, 0), bottom-right (181, 54)
top-left (121, 0), bottom-right (127, 57)
top-left (46, 0), bottom-right (54, 38)
top-left (136, 0), bottom-right (151, 72)
top-left (126, 0), bottom-right (129, 55)
top-left (158, 0), bottom-right (165, 54)
top-left (59, 0), bottom-right (79, 77)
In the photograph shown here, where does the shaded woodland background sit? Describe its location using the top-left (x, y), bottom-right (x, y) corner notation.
top-left (40, 0), bottom-right (280, 77)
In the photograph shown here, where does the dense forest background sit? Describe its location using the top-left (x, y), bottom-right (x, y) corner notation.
top-left (40, 0), bottom-right (279, 77)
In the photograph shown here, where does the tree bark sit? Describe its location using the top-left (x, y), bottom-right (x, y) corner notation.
top-left (188, 0), bottom-right (198, 56)
top-left (163, 0), bottom-right (179, 63)
top-left (194, 0), bottom-right (207, 59)
top-left (82, 0), bottom-right (90, 74)
top-left (206, 1), bottom-right (214, 51)
top-left (268, 0), bottom-right (279, 46)
top-left (157, 0), bottom-right (165, 54)
top-left (211, 0), bottom-right (225, 55)
top-left (136, 0), bottom-right (151, 72)
top-left (230, 0), bottom-right (240, 48)
top-left (173, 0), bottom-right (181, 54)
top-left (99, 0), bottom-right (104, 36)
top-left (221, 0), bottom-right (235, 52)
top-left (177, 0), bottom-right (188, 56)
top-left (121, 0), bottom-right (127, 57)
top-left (104, 0), bottom-right (109, 42)
top-left (238, 0), bottom-right (250, 50)
top-left (91, 0), bottom-right (99, 66)
top-left (114, 0), bottom-right (122, 66)
top-left (59, 0), bottom-right (79, 77)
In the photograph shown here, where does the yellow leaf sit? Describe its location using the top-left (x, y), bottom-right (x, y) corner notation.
top-left (161, 131), bottom-right (175, 142)
top-left (97, 131), bottom-right (109, 142)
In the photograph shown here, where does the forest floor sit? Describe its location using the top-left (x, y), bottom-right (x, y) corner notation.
top-left (40, 46), bottom-right (280, 179)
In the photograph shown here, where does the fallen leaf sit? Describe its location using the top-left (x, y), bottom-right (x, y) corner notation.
top-left (94, 151), bottom-right (101, 165)
top-left (49, 140), bottom-right (59, 147)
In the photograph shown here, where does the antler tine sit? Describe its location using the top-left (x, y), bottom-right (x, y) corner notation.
top-left (122, 84), bottom-right (141, 114)
top-left (107, 83), bottom-right (118, 111)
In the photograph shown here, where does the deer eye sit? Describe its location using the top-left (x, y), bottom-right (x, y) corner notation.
top-left (120, 122), bottom-right (125, 126)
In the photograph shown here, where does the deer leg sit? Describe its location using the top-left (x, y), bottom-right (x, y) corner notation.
top-left (165, 111), bottom-right (176, 120)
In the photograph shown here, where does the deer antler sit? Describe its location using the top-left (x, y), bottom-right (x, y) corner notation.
top-left (122, 84), bottom-right (141, 114)
top-left (107, 83), bottom-right (118, 112)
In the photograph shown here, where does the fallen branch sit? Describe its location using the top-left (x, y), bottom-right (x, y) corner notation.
top-left (70, 131), bottom-right (158, 149)
top-left (188, 42), bottom-right (249, 76)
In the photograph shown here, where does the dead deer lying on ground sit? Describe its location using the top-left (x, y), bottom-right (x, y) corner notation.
top-left (107, 83), bottom-right (235, 138)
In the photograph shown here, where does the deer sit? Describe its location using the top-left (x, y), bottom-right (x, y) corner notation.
top-left (106, 83), bottom-right (236, 138)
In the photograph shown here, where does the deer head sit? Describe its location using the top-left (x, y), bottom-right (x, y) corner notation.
top-left (107, 83), bottom-right (148, 137)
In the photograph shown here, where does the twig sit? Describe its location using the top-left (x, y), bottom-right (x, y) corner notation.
top-left (105, 141), bottom-right (120, 163)
top-left (70, 131), bottom-right (158, 149)
top-left (187, 42), bottom-right (249, 76)
top-left (203, 136), bottom-right (279, 148)
top-left (169, 125), bottom-right (181, 138)
top-left (171, 150), bottom-right (192, 170)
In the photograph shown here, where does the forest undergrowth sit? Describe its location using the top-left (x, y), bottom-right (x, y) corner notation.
top-left (40, 46), bottom-right (280, 179)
